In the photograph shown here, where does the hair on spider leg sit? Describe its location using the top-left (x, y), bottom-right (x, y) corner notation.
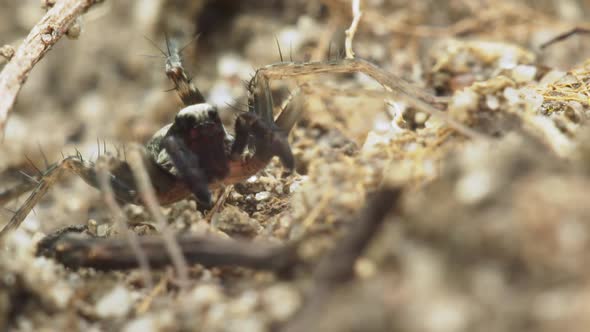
top-left (224, 101), bottom-right (248, 116)
top-left (23, 154), bottom-right (43, 177)
top-left (143, 35), bottom-right (168, 58)
top-left (37, 142), bottom-right (50, 169)
top-left (274, 35), bottom-right (284, 63)
top-left (18, 171), bottom-right (40, 185)
top-left (178, 33), bottom-right (201, 55)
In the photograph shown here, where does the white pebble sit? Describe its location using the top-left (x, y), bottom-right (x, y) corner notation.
top-left (255, 191), bottom-right (271, 201)
top-left (450, 89), bottom-right (479, 114)
top-left (95, 286), bottom-right (132, 318)
top-left (262, 284), bottom-right (301, 321)
top-left (49, 282), bottom-right (74, 309)
top-left (503, 87), bottom-right (521, 105)
top-left (485, 95), bottom-right (500, 110)
top-left (512, 65), bottom-right (537, 83)
top-left (189, 284), bottom-right (225, 309)
top-left (123, 316), bottom-right (156, 332)
top-left (455, 170), bottom-right (493, 205)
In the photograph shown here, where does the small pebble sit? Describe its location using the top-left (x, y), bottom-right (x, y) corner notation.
top-left (512, 65), bottom-right (537, 83)
top-left (255, 191), bottom-right (271, 201)
top-left (123, 316), bottom-right (156, 332)
top-left (95, 286), bottom-right (132, 318)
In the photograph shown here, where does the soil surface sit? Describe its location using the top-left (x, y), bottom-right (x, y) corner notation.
top-left (2, 1), bottom-right (590, 331)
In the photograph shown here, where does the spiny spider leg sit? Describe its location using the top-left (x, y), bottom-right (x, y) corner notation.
top-left (253, 58), bottom-right (489, 140)
top-left (0, 156), bottom-right (138, 238)
top-left (164, 36), bottom-right (206, 106)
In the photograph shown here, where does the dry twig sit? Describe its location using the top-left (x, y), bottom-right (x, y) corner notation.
top-left (281, 187), bottom-right (401, 332)
top-left (344, 0), bottom-right (362, 59)
top-left (0, 0), bottom-right (103, 138)
top-left (46, 233), bottom-right (299, 272)
top-left (95, 157), bottom-right (154, 289)
top-left (127, 146), bottom-right (190, 289)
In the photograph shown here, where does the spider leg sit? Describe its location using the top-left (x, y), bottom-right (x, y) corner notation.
top-left (164, 37), bottom-right (206, 106)
top-left (231, 111), bottom-right (294, 171)
top-left (162, 135), bottom-right (213, 208)
top-left (0, 156), bottom-right (139, 238)
top-left (254, 58), bottom-right (488, 140)
top-left (233, 74), bottom-right (301, 171)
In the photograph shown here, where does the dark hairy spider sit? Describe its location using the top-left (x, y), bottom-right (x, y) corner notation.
top-left (1, 33), bottom-right (485, 237)
top-left (0, 37), bottom-right (301, 237)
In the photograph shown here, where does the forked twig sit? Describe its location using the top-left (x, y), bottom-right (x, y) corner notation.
top-left (126, 146), bottom-right (189, 289)
top-left (0, 0), bottom-right (103, 138)
top-left (281, 187), bottom-right (401, 332)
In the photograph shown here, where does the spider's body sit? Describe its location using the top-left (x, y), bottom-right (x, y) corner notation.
top-left (140, 101), bottom-right (293, 207)
top-left (0, 37), bottom-right (299, 236)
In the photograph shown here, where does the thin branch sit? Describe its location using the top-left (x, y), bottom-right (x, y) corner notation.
top-left (540, 27), bottom-right (590, 49)
top-left (126, 146), bottom-right (190, 289)
top-left (281, 187), bottom-right (401, 332)
top-left (95, 157), bottom-right (154, 289)
top-left (344, 0), bottom-right (362, 59)
top-left (0, 0), bottom-right (103, 138)
top-left (48, 233), bottom-right (299, 272)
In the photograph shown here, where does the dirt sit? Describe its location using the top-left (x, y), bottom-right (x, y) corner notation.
top-left (1, 0), bottom-right (590, 331)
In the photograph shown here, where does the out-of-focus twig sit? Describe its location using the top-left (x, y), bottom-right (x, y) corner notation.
top-left (540, 27), bottom-right (590, 49)
top-left (48, 233), bottom-right (300, 272)
top-left (281, 187), bottom-right (401, 332)
top-left (96, 156), bottom-right (154, 289)
top-left (344, 0), bottom-right (362, 59)
top-left (127, 146), bottom-right (189, 290)
top-left (0, 0), bottom-right (103, 138)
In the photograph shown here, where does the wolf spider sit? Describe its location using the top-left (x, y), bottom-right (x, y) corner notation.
top-left (0, 35), bottom-right (485, 238)
top-left (0, 37), bottom-right (300, 237)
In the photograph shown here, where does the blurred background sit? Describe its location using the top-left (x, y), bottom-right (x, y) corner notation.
top-left (1, 1), bottom-right (590, 331)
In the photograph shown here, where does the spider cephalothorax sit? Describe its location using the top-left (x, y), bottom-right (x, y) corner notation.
top-left (132, 38), bottom-right (298, 208)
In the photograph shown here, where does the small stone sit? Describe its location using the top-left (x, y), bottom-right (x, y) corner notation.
top-left (229, 290), bottom-right (259, 315)
top-left (512, 65), bottom-right (537, 83)
top-left (262, 284), bottom-right (301, 321)
top-left (355, 258), bottom-right (377, 278)
top-left (49, 282), bottom-right (73, 309)
top-left (455, 169), bottom-right (493, 205)
top-left (0, 44), bottom-right (14, 61)
top-left (255, 191), bottom-right (271, 201)
top-left (503, 87), bottom-right (520, 105)
top-left (188, 284), bottom-right (225, 309)
top-left (96, 223), bottom-right (109, 237)
top-left (95, 286), bottom-right (132, 318)
top-left (450, 89), bottom-right (479, 114)
top-left (212, 205), bottom-right (262, 236)
top-left (485, 95), bottom-right (500, 110)
top-left (123, 316), bottom-right (156, 332)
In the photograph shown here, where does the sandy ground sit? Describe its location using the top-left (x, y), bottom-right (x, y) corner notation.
top-left (2, 0), bottom-right (590, 331)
